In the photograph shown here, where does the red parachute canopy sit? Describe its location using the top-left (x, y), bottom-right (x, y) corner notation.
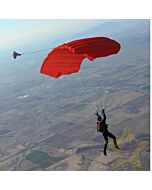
top-left (40, 37), bottom-right (121, 78)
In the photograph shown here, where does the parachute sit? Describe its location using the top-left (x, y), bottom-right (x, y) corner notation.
top-left (40, 37), bottom-right (121, 78)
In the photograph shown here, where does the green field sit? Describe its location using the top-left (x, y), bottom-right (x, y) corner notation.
top-left (25, 150), bottom-right (66, 168)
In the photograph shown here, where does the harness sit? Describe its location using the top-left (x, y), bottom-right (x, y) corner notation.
top-left (97, 121), bottom-right (108, 133)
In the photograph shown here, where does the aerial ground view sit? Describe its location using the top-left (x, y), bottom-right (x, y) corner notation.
top-left (0, 19), bottom-right (150, 171)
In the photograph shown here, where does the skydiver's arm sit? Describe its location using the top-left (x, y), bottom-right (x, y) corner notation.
top-left (102, 109), bottom-right (106, 122)
top-left (96, 111), bottom-right (99, 116)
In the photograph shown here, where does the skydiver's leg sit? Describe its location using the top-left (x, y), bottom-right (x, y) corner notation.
top-left (103, 133), bottom-right (109, 156)
top-left (107, 131), bottom-right (119, 149)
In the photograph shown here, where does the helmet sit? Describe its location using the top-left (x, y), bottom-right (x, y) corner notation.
top-left (97, 115), bottom-right (102, 121)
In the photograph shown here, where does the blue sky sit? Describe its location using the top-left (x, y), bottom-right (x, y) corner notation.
top-left (0, 19), bottom-right (105, 51)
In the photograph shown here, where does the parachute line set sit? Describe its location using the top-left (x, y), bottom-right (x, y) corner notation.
top-left (13, 36), bottom-right (121, 111)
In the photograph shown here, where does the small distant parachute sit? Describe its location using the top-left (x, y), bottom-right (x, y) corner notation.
top-left (40, 37), bottom-right (121, 78)
top-left (13, 51), bottom-right (21, 59)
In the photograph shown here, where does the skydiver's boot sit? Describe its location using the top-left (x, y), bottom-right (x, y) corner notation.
top-left (103, 149), bottom-right (107, 156)
top-left (113, 138), bottom-right (120, 149)
top-left (103, 140), bottom-right (108, 156)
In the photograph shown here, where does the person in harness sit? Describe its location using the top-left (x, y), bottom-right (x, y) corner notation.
top-left (13, 51), bottom-right (21, 59)
top-left (96, 108), bottom-right (119, 156)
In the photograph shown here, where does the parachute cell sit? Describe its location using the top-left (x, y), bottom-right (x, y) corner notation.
top-left (40, 37), bottom-right (121, 78)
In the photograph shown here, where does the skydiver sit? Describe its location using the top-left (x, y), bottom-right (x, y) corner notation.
top-left (13, 51), bottom-right (21, 59)
top-left (96, 108), bottom-right (119, 156)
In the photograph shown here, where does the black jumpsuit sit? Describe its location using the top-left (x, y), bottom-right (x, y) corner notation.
top-left (97, 110), bottom-right (119, 155)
